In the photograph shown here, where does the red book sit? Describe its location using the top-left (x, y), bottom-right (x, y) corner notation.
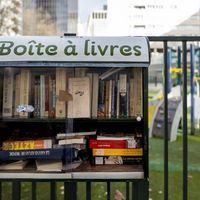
top-left (89, 139), bottom-right (128, 149)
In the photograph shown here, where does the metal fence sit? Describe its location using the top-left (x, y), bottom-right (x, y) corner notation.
top-left (1, 36), bottom-right (200, 200)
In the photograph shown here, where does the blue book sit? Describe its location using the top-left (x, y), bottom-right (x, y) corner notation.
top-left (0, 148), bottom-right (76, 161)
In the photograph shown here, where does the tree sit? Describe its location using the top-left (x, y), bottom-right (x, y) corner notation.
top-left (0, 0), bottom-right (22, 35)
top-left (23, 8), bottom-right (59, 36)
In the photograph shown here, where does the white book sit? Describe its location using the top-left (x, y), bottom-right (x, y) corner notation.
top-left (0, 160), bottom-right (28, 170)
top-left (67, 77), bottom-right (91, 118)
top-left (36, 159), bottom-right (63, 172)
top-left (56, 131), bottom-right (96, 139)
top-left (2, 68), bottom-right (14, 117)
top-left (58, 138), bottom-right (85, 145)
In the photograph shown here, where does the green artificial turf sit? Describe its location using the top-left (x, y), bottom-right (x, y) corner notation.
top-left (149, 133), bottom-right (200, 200)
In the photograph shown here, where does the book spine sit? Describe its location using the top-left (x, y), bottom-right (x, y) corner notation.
top-left (94, 156), bottom-right (142, 165)
top-left (132, 68), bottom-right (143, 117)
top-left (2, 139), bottom-right (53, 150)
top-left (92, 73), bottom-right (99, 118)
top-left (44, 74), bottom-right (49, 117)
top-left (0, 72), bottom-right (3, 116)
top-left (14, 73), bottom-right (20, 117)
top-left (97, 80), bottom-right (105, 117)
top-left (2, 68), bottom-right (14, 117)
top-left (89, 139), bottom-right (128, 149)
top-left (92, 148), bottom-right (143, 156)
top-left (56, 68), bottom-right (66, 118)
top-left (40, 75), bottom-right (45, 118)
top-left (0, 148), bottom-right (65, 160)
top-left (119, 74), bottom-right (127, 117)
top-left (111, 80), bottom-right (117, 117)
top-left (104, 81), bottom-right (110, 117)
top-left (19, 69), bottom-right (31, 118)
top-left (52, 75), bottom-right (56, 117)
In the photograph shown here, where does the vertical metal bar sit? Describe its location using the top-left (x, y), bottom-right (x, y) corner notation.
top-left (86, 181), bottom-right (91, 200)
top-left (32, 181), bottom-right (36, 200)
top-left (190, 44), bottom-right (195, 135)
top-left (50, 181), bottom-right (56, 200)
top-left (164, 41), bottom-right (169, 200)
top-left (132, 180), bottom-right (148, 200)
top-left (177, 46), bottom-right (182, 85)
top-left (182, 41), bottom-right (188, 200)
top-left (107, 181), bottom-right (110, 200)
top-left (143, 68), bottom-right (149, 179)
top-left (0, 181), bottom-right (2, 200)
top-left (12, 181), bottom-right (21, 200)
top-left (64, 181), bottom-right (77, 200)
top-left (125, 181), bottom-right (129, 200)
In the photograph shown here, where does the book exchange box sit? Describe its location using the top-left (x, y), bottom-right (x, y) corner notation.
top-left (0, 36), bottom-right (150, 180)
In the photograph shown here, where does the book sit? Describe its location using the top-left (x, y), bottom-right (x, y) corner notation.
top-left (94, 156), bottom-right (142, 165)
top-left (67, 77), bottom-right (91, 118)
top-left (104, 80), bottom-right (110, 117)
top-left (40, 74), bottom-right (45, 117)
top-left (0, 148), bottom-right (66, 160)
top-left (19, 69), bottom-right (31, 118)
top-left (56, 131), bottom-right (96, 139)
top-left (99, 68), bottom-right (123, 80)
top-left (130, 68), bottom-right (143, 117)
top-left (34, 75), bottom-right (40, 117)
top-left (119, 74), bottom-right (128, 117)
top-left (2, 139), bottom-right (53, 150)
top-left (44, 74), bottom-right (49, 117)
top-left (97, 135), bottom-right (135, 140)
top-left (36, 159), bottom-right (63, 172)
top-left (56, 68), bottom-right (67, 118)
top-left (14, 73), bottom-right (21, 117)
top-left (97, 80), bottom-right (105, 117)
top-left (87, 73), bottom-right (99, 118)
top-left (0, 160), bottom-right (28, 170)
top-left (49, 74), bottom-right (56, 117)
top-left (0, 72), bottom-right (3, 116)
top-left (96, 136), bottom-right (138, 148)
top-left (2, 68), bottom-right (14, 117)
top-left (92, 148), bottom-right (143, 156)
top-left (58, 137), bottom-right (86, 145)
top-left (89, 139), bottom-right (129, 149)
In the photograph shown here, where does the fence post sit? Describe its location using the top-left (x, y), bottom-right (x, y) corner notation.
top-left (132, 180), bottom-right (149, 200)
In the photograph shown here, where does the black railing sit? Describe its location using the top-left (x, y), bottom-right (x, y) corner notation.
top-left (1, 36), bottom-right (200, 200)
top-left (149, 36), bottom-right (200, 200)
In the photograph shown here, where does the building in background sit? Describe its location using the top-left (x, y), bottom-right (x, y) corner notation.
top-left (83, 0), bottom-right (200, 37)
top-left (22, 0), bottom-right (78, 35)
top-left (87, 10), bottom-right (107, 36)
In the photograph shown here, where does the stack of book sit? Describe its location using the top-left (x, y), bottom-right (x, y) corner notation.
top-left (56, 131), bottom-right (96, 170)
top-left (89, 134), bottom-right (143, 165)
top-left (0, 138), bottom-right (70, 172)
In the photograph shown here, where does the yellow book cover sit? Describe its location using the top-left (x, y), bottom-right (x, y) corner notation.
top-left (2, 139), bottom-right (53, 150)
top-left (92, 148), bottom-right (143, 156)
